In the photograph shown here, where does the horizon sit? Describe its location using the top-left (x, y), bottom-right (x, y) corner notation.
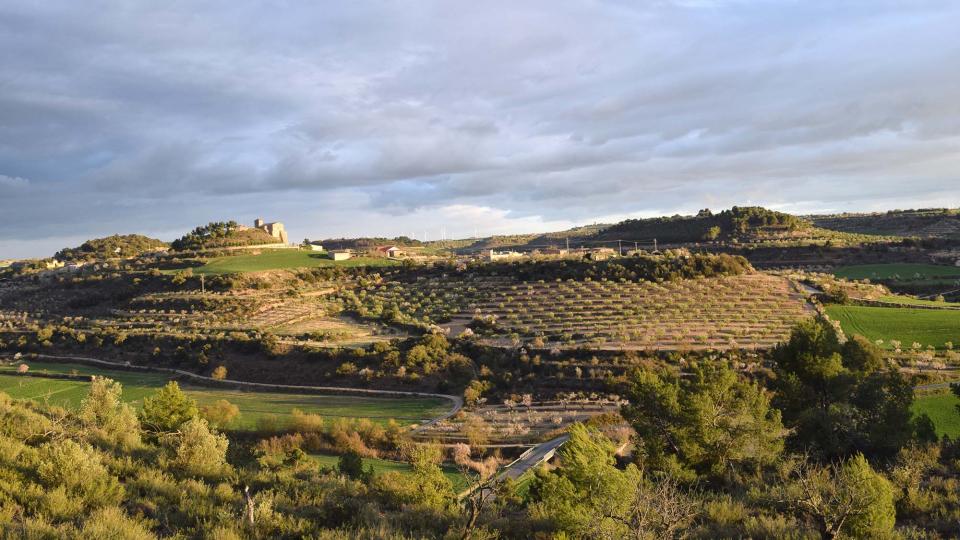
top-left (4, 203), bottom-right (959, 261)
top-left (3, 1), bottom-right (960, 259)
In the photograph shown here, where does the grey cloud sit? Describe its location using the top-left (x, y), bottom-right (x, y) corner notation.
top-left (1, 0), bottom-right (959, 258)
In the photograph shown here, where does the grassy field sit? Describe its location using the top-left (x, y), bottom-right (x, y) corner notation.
top-left (824, 305), bottom-right (960, 349)
top-left (834, 263), bottom-right (960, 281)
top-left (309, 453), bottom-right (470, 492)
top-left (193, 250), bottom-right (400, 275)
top-left (878, 295), bottom-right (959, 308)
top-left (913, 391), bottom-right (960, 438)
top-left (0, 362), bottom-right (449, 430)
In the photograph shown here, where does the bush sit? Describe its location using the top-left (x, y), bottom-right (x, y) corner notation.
top-left (79, 506), bottom-right (157, 539)
top-left (37, 440), bottom-right (123, 511)
top-left (199, 399), bottom-right (240, 429)
top-left (79, 376), bottom-right (141, 450)
top-left (168, 418), bottom-right (230, 479)
top-left (140, 382), bottom-right (198, 433)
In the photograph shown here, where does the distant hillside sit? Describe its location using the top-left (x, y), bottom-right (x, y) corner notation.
top-left (591, 206), bottom-right (820, 245)
top-left (452, 224), bottom-right (609, 252)
top-left (445, 206), bottom-right (896, 253)
top-left (55, 234), bottom-right (168, 261)
top-left (171, 221), bottom-right (279, 251)
top-left (809, 208), bottom-right (960, 239)
top-left (319, 236), bottom-right (425, 250)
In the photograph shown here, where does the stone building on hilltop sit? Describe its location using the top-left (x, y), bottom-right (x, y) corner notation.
top-left (254, 218), bottom-right (289, 244)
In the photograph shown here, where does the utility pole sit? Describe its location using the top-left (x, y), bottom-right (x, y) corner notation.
top-left (617, 239), bottom-right (622, 256)
top-left (634, 241), bottom-right (638, 252)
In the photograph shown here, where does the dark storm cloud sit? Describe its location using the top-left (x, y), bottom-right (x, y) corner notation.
top-left (1, 0), bottom-right (959, 258)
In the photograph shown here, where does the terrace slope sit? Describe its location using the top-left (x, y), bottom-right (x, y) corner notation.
top-left (343, 271), bottom-right (814, 351)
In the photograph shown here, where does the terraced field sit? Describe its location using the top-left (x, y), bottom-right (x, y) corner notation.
top-left (0, 361), bottom-right (450, 429)
top-left (824, 305), bottom-right (960, 350)
top-left (193, 250), bottom-right (400, 275)
top-left (101, 286), bottom-right (395, 346)
top-left (350, 273), bottom-right (813, 350)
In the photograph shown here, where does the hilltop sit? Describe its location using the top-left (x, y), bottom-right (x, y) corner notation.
top-left (171, 221), bottom-right (281, 251)
top-left (55, 234), bottom-right (168, 262)
top-left (594, 206), bottom-right (806, 243)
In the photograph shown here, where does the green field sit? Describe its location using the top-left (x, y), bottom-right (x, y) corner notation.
top-left (913, 391), bottom-right (960, 438)
top-left (878, 295), bottom-right (959, 308)
top-left (193, 249), bottom-right (401, 275)
top-left (834, 263), bottom-right (960, 282)
top-left (309, 453), bottom-right (470, 492)
top-left (824, 305), bottom-right (960, 349)
top-left (0, 362), bottom-right (449, 429)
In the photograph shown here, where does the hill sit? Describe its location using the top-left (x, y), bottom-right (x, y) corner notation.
top-left (594, 206), bottom-right (809, 243)
top-left (809, 208), bottom-right (960, 238)
top-left (171, 221), bottom-right (280, 251)
top-left (455, 224), bottom-right (609, 252)
top-left (446, 207), bottom-right (886, 253)
top-left (55, 234), bottom-right (168, 262)
top-left (336, 252), bottom-right (813, 351)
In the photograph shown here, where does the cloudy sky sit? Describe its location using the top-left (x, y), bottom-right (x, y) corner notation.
top-left (2, 1), bottom-right (959, 258)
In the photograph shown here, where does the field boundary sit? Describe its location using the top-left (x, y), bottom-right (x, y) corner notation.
top-left (3, 353), bottom-right (462, 420)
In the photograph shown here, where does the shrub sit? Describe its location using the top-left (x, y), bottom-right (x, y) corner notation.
top-left (80, 377), bottom-right (142, 450)
top-left (169, 418), bottom-right (230, 479)
top-left (140, 382), bottom-right (198, 433)
top-left (37, 440), bottom-right (123, 510)
top-left (199, 399), bottom-right (240, 429)
top-left (79, 506), bottom-right (157, 540)
top-left (210, 365), bottom-right (228, 380)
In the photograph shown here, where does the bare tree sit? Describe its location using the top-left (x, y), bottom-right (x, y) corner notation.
top-left (453, 443), bottom-right (500, 540)
top-left (605, 475), bottom-right (700, 540)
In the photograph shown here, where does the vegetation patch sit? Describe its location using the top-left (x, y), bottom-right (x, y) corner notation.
top-left (0, 361), bottom-right (449, 429)
top-left (55, 234), bottom-right (168, 262)
top-left (309, 453), bottom-right (469, 492)
top-left (912, 391), bottom-right (960, 438)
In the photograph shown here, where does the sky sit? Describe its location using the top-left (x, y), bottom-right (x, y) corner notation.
top-left (2, 1), bottom-right (960, 259)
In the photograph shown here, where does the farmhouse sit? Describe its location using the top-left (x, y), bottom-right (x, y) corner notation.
top-left (329, 250), bottom-right (353, 261)
top-left (584, 247), bottom-right (617, 261)
top-left (488, 249), bottom-right (525, 261)
top-left (254, 218), bottom-right (289, 244)
top-left (376, 245), bottom-right (404, 258)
